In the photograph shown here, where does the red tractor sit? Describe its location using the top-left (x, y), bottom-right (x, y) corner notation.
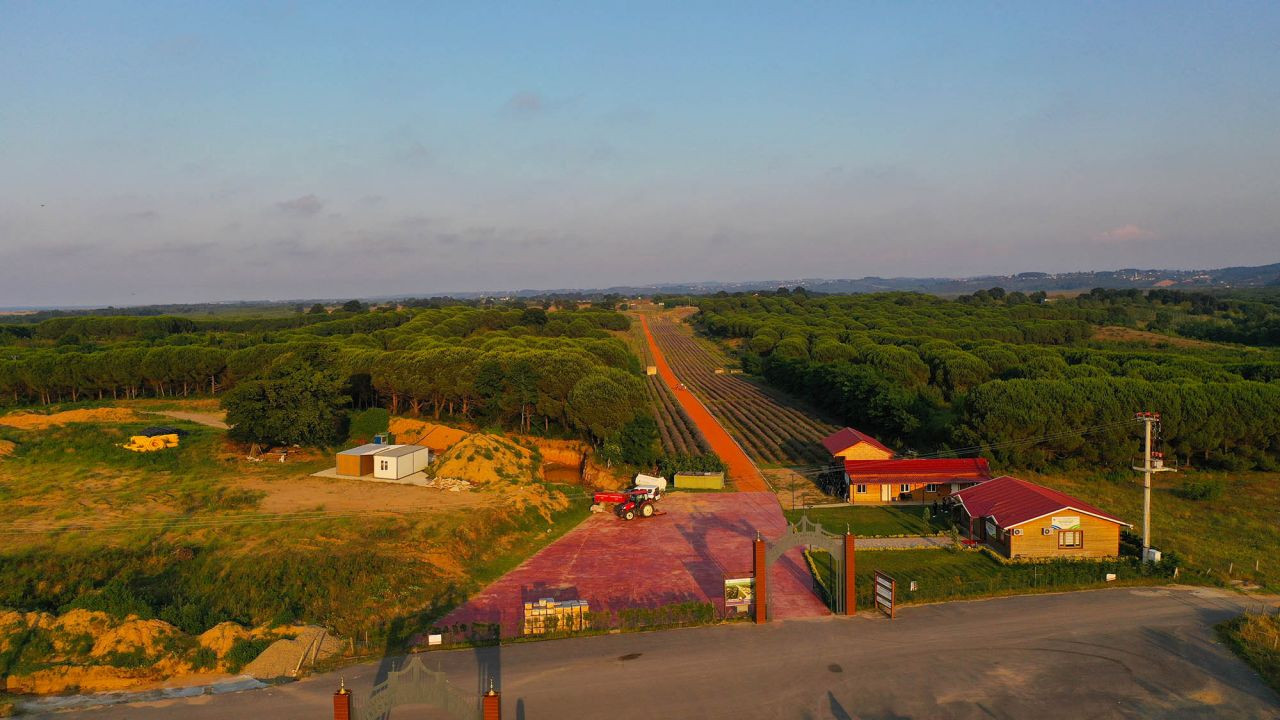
top-left (592, 486), bottom-right (662, 520)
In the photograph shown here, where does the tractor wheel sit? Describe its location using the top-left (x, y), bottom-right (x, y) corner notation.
top-left (641, 502), bottom-right (655, 518)
top-left (623, 509), bottom-right (636, 521)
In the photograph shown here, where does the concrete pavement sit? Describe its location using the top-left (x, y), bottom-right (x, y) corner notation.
top-left (23, 586), bottom-right (1279, 719)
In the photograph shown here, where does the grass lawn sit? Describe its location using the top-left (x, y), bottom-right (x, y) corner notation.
top-left (1025, 469), bottom-right (1280, 591)
top-left (784, 505), bottom-right (949, 537)
top-left (806, 547), bottom-right (1171, 610)
top-left (1217, 613), bottom-right (1280, 696)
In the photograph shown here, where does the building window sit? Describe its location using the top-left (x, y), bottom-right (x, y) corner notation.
top-left (855, 484), bottom-right (867, 494)
top-left (900, 483), bottom-right (911, 494)
top-left (380, 460), bottom-right (389, 471)
top-left (1058, 531), bottom-right (1083, 548)
top-left (925, 483), bottom-right (938, 493)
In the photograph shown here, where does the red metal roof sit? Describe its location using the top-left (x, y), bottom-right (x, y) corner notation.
top-left (822, 427), bottom-right (895, 457)
top-left (951, 476), bottom-right (1129, 529)
top-left (843, 457), bottom-right (991, 479)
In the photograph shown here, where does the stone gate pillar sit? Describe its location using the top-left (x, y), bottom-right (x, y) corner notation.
top-left (753, 531), bottom-right (767, 624)
top-left (333, 679), bottom-right (352, 720)
top-left (843, 533), bottom-right (856, 615)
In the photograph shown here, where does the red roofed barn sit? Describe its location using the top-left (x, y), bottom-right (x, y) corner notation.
top-left (951, 476), bottom-right (1130, 559)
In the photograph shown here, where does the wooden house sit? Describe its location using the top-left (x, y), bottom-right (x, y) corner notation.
top-left (821, 427), bottom-right (895, 461)
top-left (843, 458), bottom-right (991, 504)
top-left (951, 476), bottom-right (1129, 559)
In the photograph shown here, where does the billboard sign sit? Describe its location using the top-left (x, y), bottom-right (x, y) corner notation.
top-left (1051, 516), bottom-right (1081, 530)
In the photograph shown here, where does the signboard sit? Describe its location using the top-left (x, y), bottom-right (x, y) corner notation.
top-left (1051, 516), bottom-right (1081, 530)
top-left (873, 571), bottom-right (896, 619)
top-left (724, 577), bottom-right (754, 614)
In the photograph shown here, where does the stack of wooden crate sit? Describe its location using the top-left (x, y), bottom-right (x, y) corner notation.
top-left (522, 598), bottom-right (589, 635)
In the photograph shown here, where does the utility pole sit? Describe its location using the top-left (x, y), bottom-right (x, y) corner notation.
top-left (1132, 411), bottom-right (1175, 561)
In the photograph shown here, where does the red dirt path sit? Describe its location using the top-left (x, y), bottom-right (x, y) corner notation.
top-left (437, 492), bottom-right (829, 636)
top-left (640, 315), bottom-right (767, 492)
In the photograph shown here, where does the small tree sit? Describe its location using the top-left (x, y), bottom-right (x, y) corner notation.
top-left (308, 303), bottom-right (327, 315)
top-left (341, 299), bottom-right (366, 313)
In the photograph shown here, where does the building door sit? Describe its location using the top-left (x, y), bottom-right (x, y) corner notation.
top-left (880, 484), bottom-right (892, 502)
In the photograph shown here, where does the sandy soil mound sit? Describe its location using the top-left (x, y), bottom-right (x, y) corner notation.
top-left (0, 439), bottom-right (14, 459)
top-left (90, 618), bottom-right (180, 658)
top-left (197, 621), bottom-right (251, 658)
top-left (0, 408), bottom-right (139, 430)
top-left (432, 434), bottom-right (534, 485)
top-left (528, 438), bottom-right (588, 467)
top-left (388, 417), bottom-right (470, 452)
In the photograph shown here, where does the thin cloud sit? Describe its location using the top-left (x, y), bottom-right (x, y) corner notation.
top-left (274, 194), bottom-right (325, 217)
top-left (1092, 224), bottom-right (1156, 242)
top-left (504, 91), bottom-right (543, 116)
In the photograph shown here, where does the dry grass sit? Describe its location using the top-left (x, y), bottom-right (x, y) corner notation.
top-left (1091, 325), bottom-right (1225, 349)
top-left (0, 408), bottom-right (140, 430)
top-left (1218, 612), bottom-right (1280, 695)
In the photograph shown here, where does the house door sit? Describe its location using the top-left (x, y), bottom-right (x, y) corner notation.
top-left (880, 484), bottom-right (892, 502)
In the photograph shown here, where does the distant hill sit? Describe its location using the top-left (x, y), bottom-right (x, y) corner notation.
top-left (467, 261), bottom-right (1280, 299)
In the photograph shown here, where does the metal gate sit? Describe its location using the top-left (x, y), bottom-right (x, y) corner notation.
top-left (357, 655), bottom-right (474, 720)
top-left (764, 515), bottom-right (847, 615)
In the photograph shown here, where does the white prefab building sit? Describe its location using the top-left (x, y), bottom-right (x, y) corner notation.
top-left (373, 445), bottom-right (431, 480)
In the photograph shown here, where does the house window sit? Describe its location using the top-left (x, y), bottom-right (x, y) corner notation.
top-left (855, 484), bottom-right (867, 494)
top-left (925, 483), bottom-right (938, 493)
top-left (900, 483), bottom-right (911, 494)
top-left (380, 460), bottom-right (389, 471)
top-left (1058, 531), bottom-right (1083, 549)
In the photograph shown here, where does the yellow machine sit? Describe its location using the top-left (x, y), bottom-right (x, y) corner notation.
top-left (122, 431), bottom-right (181, 452)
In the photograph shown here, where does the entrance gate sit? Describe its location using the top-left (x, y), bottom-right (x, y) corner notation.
top-left (355, 655), bottom-right (475, 720)
top-left (753, 516), bottom-right (856, 621)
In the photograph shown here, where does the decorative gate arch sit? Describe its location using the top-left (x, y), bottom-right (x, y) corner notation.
top-left (753, 516), bottom-right (856, 621)
top-left (356, 655), bottom-right (475, 720)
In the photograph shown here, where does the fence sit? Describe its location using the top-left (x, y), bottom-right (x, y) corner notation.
top-left (427, 601), bottom-right (735, 649)
top-left (849, 553), bottom-right (1180, 610)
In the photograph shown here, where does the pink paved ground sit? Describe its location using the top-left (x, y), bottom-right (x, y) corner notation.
top-left (439, 491), bottom-right (828, 636)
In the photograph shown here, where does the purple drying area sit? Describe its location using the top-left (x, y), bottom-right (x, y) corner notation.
top-left (438, 491), bottom-right (828, 636)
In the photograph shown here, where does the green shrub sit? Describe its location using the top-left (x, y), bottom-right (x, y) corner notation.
top-left (1173, 479), bottom-right (1224, 501)
top-left (347, 407), bottom-right (389, 442)
top-left (224, 637), bottom-right (273, 673)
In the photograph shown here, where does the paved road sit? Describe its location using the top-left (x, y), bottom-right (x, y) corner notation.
top-left (29, 587), bottom-right (1279, 719)
top-left (640, 314), bottom-right (767, 492)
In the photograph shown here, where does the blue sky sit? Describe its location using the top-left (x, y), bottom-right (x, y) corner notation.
top-left (1, 1), bottom-right (1278, 305)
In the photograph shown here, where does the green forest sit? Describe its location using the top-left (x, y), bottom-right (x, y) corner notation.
top-left (687, 287), bottom-right (1280, 470)
top-left (0, 304), bottom-right (656, 453)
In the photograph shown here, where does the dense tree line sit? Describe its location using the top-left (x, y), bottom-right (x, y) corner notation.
top-left (689, 289), bottom-right (1280, 469)
top-left (0, 304), bottom-right (647, 447)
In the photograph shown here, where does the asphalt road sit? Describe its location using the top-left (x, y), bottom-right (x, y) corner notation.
top-left (26, 586), bottom-right (1280, 720)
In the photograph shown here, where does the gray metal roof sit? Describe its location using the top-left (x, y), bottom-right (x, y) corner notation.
top-left (338, 443), bottom-right (388, 455)
top-left (374, 444), bottom-right (429, 457)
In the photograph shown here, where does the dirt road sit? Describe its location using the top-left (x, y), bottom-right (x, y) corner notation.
top-left (641, 316), bottom-right (766, 491)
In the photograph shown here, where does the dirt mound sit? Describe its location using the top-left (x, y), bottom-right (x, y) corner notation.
top-left (432, 434), bottom-right (535, 485)
top-left (240, 626), bottom-right (342, 680)
top-left (90, 617), bottom-right (180, 658)
top-left (0, 408), bottom-right (139, 430)
top-left (5, 665), bottom-right (154, 695)
top-left (388, 417), bottom-right (471, 452)
top-left (198, 621), bottom-right (251, 658)
top-left (0, 439), bottom-right (14, 459)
